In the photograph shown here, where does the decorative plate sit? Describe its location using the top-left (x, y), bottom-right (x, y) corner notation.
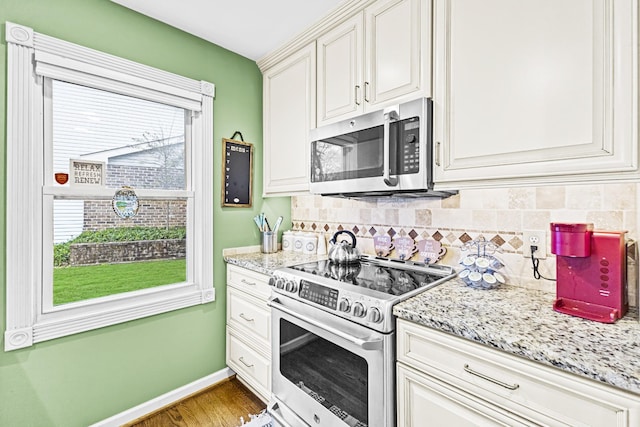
top-left (112, 187), bottom-right (139, 219)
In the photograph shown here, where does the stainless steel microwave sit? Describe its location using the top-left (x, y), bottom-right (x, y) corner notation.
top-left (309, 97), bottom-right (455, 198)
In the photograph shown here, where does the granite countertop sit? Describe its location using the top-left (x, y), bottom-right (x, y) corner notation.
top-left (223, 247), bottom-right (326, 276)
top-left (223, 249), bottom-right (640, 396)
top-left (394, 277), bottom-right (640, 395)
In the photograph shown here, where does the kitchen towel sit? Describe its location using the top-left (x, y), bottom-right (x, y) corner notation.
top-left (238, 410), bottom-right (279, 427)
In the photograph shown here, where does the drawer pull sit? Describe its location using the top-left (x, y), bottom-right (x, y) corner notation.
top-left (239, 356), bottom-right (254, 368)
top-left (239, 313), bottom-right (254, 322)
top-left (463, 364), bottom-right (519, 390)
top-left (241, 279), bottom-right (257, 286)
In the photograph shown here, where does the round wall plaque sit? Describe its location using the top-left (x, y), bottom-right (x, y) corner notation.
top-left (112, 187), bottom-right (139, 219)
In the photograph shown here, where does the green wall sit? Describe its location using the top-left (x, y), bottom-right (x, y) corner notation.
top-left (0, 0), bottom-right (290, 425)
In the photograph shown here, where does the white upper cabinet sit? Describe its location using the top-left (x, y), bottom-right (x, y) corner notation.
top-left (317, 14), bottom-right (364, 125)
top-left (317, 0), bottom-right (430, 126)
top-left (262, 42), bottom-right (316, 196)
top-left (365, 0), bottom-right (427, 106)
top-left (432, 0), bottom-right (639, 189)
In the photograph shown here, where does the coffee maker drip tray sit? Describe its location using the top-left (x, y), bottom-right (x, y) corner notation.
top-left (553, 297), bottom-right (621, 324)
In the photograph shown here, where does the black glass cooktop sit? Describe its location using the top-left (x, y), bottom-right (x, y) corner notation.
top-left (287, 257), bottom-right (446, 297)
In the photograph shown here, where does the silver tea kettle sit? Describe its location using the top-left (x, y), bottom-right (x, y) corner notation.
top-left (328, 230), bottom-right (361, 264)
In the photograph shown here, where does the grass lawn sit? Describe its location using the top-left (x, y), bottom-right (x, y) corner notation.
top-left (54, 259), bottom-right (187, 305)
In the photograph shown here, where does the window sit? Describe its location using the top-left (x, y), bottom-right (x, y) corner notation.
top-left (5, 22), bottom-right (215, 350)
top-left (48, 81), bottom-right (189, 307)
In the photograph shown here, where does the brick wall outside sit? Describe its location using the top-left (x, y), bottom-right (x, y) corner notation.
top-left (70, 239), bottom-right (186, 265)
top-left (83, 164), bottom-right (186, 231)
top-left (83, 199), bottom-right (186, 231)
top-left (73, 164), bottom-right (187, 264)
top-left (107, 164), bottom-right (184, 190)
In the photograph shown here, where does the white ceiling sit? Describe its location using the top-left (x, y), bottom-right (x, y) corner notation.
top-left (111, 0), bottom-right (346, 61)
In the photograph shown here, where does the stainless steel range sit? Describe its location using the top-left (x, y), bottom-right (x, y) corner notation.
top-left (267, 254), bottom-right (456, 427)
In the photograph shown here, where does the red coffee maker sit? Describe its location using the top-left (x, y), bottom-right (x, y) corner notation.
top-left (550, 223), bottom-right (627, 323)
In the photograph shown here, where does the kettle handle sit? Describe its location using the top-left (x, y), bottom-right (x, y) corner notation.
top-left (330, 230), bottom-right (357, 247)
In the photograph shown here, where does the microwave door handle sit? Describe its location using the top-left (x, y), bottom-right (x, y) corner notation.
top-left (383, 110), bottom-right (399, 187)
top-left (268, 297), bottom-right (383, 351)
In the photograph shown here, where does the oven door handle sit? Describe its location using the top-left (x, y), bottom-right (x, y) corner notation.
top-left (268, 297), bottom-right (383, 351)
top-left (383, 108), bottom-right (399, 187)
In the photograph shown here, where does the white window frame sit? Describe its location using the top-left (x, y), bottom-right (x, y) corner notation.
top-left (4, 22), bottom-right (216, 351)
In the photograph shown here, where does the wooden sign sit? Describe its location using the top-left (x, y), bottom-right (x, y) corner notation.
top-left (69, 159), bottom-right (105, 186)
top-left (221, 138), bottom-right (253, 208)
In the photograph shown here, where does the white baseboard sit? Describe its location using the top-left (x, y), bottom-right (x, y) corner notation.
top-left (91, 367), bottom-right (235, 427)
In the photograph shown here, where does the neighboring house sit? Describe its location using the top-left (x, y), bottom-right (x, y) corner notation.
top-left (83, 137), bottom-right (185, 189)
top-left (53, 141), bottom-right (186, 242)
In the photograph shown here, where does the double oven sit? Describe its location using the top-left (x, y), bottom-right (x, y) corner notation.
top-left (267, 256), bottom-right (456, 427)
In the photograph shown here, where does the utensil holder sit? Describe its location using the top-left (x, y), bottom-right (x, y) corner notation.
top-left (260, 231), bottom-right (277, 254)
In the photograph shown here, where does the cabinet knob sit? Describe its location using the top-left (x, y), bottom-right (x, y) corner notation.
top-left (239, 356), bottom-right (254, 368)
top-left (463, 364), bottom-right (519, 390)
top-left (239, 313), bottom-right (254, 322)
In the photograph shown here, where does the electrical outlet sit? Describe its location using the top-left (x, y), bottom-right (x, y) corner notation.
top-left (522, 230), bottom-right (547, 259)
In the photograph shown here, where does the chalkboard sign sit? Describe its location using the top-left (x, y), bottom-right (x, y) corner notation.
top-left (221, 138), bottom-right (253, 208)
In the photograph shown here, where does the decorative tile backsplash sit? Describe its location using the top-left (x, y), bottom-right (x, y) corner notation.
top-left (291, 182), bottom-right (639, 307)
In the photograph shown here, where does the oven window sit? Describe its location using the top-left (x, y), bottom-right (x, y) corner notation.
top-left (279, 319), bottom-right (369, 426)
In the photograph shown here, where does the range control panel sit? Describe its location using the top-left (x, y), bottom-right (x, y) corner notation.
top-left (299, 280), bottom-right (338, 310)
top-left (269, 271), bottom-right (389, 331)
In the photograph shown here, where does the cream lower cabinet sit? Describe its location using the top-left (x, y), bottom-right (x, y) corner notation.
top-left (432, 0), bottom-right (639, 189)
top-left (316, 0), bottom-right (430, 126)
top-left (262, 42), bottom-right (316, 196)
top-left (397, 319), bottom-right (640, 427)
top-left (398, 364), bottom-right (535, 426)
top-left (226, 264), bottom-right (272, 402)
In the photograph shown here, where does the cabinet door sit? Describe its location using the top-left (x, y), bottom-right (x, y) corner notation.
top-left (433, 0), bottom-right (639, 188)
top-left (398, 319), bottom-right (639, 427)
top-left (227, 287), bottom-right (271, 344)
top-left (227, 264), bottom-right (271, 300)
top-left (227, 328), bottom-right (271, 402)
top-left (317, 14), bottom-right (364, 126)
top-left (365, 0), bottom-right (429, 109)
top-left (263, 42), bottom-right (316, 196)
top-left (397, 364), bottom-right (534, 427)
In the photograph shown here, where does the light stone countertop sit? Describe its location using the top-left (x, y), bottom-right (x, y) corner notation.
top-left (223, 246), bottom-right (326, 276)
top-left (394, 277), bottom-right (640, 395)
top-left (223, 248), bottom-right (640, 395)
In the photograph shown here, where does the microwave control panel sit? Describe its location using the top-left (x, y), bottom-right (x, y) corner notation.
top-left (394, 117), bottom-right (420, 175)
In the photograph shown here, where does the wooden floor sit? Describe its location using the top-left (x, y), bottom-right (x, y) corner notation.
top-left (125, 376), bottom-right (267, 427)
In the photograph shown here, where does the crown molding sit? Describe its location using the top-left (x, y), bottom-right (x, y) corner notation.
top-left (256, 0), bottom-right (376, 72)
